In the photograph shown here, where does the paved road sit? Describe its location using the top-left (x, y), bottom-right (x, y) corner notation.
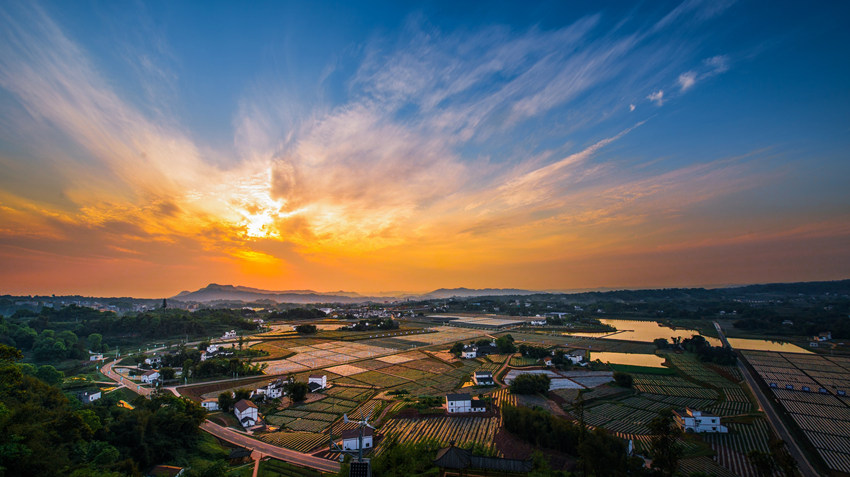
top-left (714, 322), bottom-right (819, 477)
top-left (100, 358), bottom-right (339, 473)
top-left (201, 421), bottom-right (340, 473)
top-left (101, 359), bottom-right (153, 396)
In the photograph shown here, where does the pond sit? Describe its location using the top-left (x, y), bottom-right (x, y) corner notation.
top-left (566, 318), bottom-right (811, 353)
top-left (590, 351), bottom-right (667, 368)
top-left (566, 319), bottom-right (721, 346)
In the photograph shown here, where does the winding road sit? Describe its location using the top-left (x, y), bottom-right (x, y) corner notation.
top-left (99, 358), bottom-right (340, 473)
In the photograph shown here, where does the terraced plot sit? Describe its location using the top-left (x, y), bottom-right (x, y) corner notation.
top-left (377, 416), bottom-right (500, 455)
top-left (743, 350), bottom-right (850, 473)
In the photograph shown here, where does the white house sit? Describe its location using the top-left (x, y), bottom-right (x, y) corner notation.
top-left (341, 428), bottom-right (373, 451)
top-left (144, 356), bottom-right (162, 367)
top-left (222, 330), bottom-right (237, 340)
top-left (445, 393), bottom-right (486, 413)
top-left (255, 379), bottom-right (284, 399)
top-left (234, 399), bottom-right (259, 427)
top-left (673, 408), bottom-right (728, 433)
top-left (201, 398), bottom-right (219, 411)
top-left (566, 351), bottom-right (587, 366)
top-left (89, 352), bottom-right (104, 361)
top-left (78, 390), bottom-right (101, 403)
top-left (473, 371), bottom-right (494, 386)
top-left (461, 346), bottom-right (477, 359)
top-left (543, 357), bottom-right (553, 367)
top-left (206, 344), bottom-right (220, 353)
top-left (140, 370), bottom-right (160, 384)
top-left (308, 375), bottom-right (327, 392)
top-left (530, 320), bottom-right (546, 326)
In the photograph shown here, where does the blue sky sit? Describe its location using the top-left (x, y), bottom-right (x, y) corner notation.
top-left (0, 0), bottom-right (848, 295)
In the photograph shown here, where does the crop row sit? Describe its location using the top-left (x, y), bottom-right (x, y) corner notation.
top-left (790, 413), bottom-right (850, 436)
top-left (377, 416), bottom-right (500, 454)
top-left (807, 430), bottom-right (850, 455)
top-left (259, 431), bottom-right (329, 453)
top-left (634, 383), bottom-right (718, 399)
top-left (782, 400), bottom-right (850, 420)
top-left (703, 419), bottom-right (771, 455)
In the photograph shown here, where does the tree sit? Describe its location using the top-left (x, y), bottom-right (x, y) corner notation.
top-left (286, 381), bottom-right (309, 402)
top-left (613, 371), bottom-right (633, 388)
top-left (160, 367), bottom-right (176, 380)
top-left (648, 409), bottom-right (683, 477)
top-left (449, 342), bottom-right (464, 355)
top-left (35, 365), bottom-right (64, 386)
top-left (747, 449), bottom-right (776, 477)
top-left (653, 338), bottom-right (669, 349)
top-left (769, 438), bottom-right (799, 476)
top-left (295, 324), bottom-right (317, 334)
top-left (87, 333), bottom-right (103, 352)
top-left (0, 344), bottom-right (23, 362)
top-left (218, 392), bottom-right (234, 412)
top-left (495, 334), bottom-right (516, 353)
top-left (510, 373), bottom-right (550, 394)
top-left (233, 388), bottom-right (251, 401)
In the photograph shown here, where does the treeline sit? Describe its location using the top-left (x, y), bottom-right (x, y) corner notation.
top-left (0, 344), bottom-right (224, 476)
top-left (267, 308), bottom-right (327, 320)
top-left (0, 306), bottom-right (260, 360)
top-left (502, 404), bottom-right (645, 476)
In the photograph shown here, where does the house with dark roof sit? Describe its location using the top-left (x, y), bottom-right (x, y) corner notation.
top-left (308, 374), bottom-right (327, 392)
top-left (434, 444), bottom-right (532, 475)
top-left (341, 427), bottom-right (374, 451)
top-left (473, 371), bottom-right (494, 386)
top-left (234, 399), bottom-right (259, 427)
top-left (445, 393), bottom-right (485, 413)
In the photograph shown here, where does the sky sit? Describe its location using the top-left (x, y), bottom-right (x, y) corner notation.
top-left (0, 0), bottom-right (848, 297)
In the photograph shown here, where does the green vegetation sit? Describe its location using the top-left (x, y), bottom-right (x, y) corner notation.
top-left (510, 373), bottom-right (550, 394)
top-left (502, 403), bottom-right (646, 476)
top-left (0, 344), bottom-right (225, 476)
top-left (295, 324), bottom-right (317, 334)
top-left (612, 371), bottom-right (633, 388)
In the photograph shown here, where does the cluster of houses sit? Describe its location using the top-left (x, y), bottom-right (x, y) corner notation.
top-left (809, 331), bottom-right (832, 348)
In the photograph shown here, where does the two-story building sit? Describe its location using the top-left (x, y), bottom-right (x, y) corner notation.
top-left (461, 346), bottom-right (477, 359)
top-left (445, 393), bottom-right (486, 413)
top-left (140, 370), bottom-right (160, 384)
top-left (473, 371), bottom-right (495, 386)
top-left (234, 399), bottom-right (259, 427)
top-left (308, 375), bottom-right (327, 392)
top-left (673, 408), bottom-right (728, 433)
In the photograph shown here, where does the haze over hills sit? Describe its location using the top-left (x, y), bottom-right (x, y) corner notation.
top-left (171, 283), bottom-right (540, 304)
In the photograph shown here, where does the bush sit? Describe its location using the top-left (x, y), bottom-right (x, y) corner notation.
top-left (295, 324), bottom-right (317, 334)
top-left (509, 373), bottom-right (550, 394)
top-left (613, 371), bottom-right (633, 388)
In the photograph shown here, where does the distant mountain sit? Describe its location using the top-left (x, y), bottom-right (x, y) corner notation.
top-left (171, 284), bottom-right (375, 304)
top-left (170, 284), bottom-right (544, 304)
top-left (420, 287), bottom-right (541, 300)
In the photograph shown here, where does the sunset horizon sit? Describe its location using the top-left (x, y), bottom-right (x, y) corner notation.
top-left (1, 1), bottom-right (848, 298)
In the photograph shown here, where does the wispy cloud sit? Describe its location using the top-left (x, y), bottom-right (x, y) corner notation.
top-left (647, 89), bottom-right (664, 105)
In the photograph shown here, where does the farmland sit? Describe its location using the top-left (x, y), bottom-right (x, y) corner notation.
top-left (743, 349), bottom-right (850, 474)
top-left (377, 415), bottom-right (501, 455)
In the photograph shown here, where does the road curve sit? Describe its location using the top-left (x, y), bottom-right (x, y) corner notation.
top-left (714, 322), bottom-right (819, 477)
top-left (201, 421), bottom-right (340, 473)
top-left (101, 359), bottom-right (339, 473)
top-left (101, 359), bottom-right (153, 396)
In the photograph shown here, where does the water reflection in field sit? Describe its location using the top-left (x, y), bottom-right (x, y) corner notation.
top-left (566, 319), bottom-right (811, 353)
top-left (591, 351), bottom-right (667, 368)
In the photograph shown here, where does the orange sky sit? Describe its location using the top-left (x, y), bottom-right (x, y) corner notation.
top-left (1, 1), bottom-right (849, 297)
